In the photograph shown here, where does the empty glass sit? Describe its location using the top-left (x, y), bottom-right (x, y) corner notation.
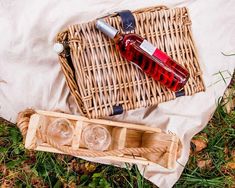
top-left (46, 118), bottom-right (74, 145)
top-left (81, 124), bottom-right (111, 151)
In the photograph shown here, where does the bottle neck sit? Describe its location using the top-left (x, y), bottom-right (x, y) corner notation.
top-left (96, 19), bottom-right (119, 39)
top-left (113, 33), bottom-right (124, 43)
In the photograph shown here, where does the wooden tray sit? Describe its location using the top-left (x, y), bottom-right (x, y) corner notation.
top-left (17, 109), bottom-right (182, 169)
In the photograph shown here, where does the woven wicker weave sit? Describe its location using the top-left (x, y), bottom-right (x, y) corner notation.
top-left (55, 6), bottom-right (205, 118)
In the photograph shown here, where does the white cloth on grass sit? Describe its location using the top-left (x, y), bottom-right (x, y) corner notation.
top-left (0, 0), bottom-right (234, 187)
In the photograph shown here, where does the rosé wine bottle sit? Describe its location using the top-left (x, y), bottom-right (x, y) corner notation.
top-left (96, 19), bottom-right (189, 92)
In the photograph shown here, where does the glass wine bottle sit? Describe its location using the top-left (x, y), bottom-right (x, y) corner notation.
top-left (96, 19), bottom-right (189, 92)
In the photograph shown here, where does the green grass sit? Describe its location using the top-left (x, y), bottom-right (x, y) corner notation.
top-left (0, 81), bottom-right (234, 187)
top-left (175, 81), bottom-right (235, 188)
top-left (174, 111), bottom-right (235, 188)
top-left (0, 121), bottom-right (154, 187)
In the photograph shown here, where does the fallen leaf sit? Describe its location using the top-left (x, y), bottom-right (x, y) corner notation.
top-left (223, 88), bottom-right (235, 114)
top-left (0, 165), bottom-right (7, 176)
top-left (1, 179), bottom-right (14, 188)
top-left (224, 146), bottom-right (229, 154)
top-left (85, 162), bottom-right (96, 173)
top-left (191, 135), bottom-right (208, 153)
top-left (56, 154), bottom-right (66, 161)
top-left (65, 182), bottom-right (76, 188)
top-left (31, 177), bottom-right (45, 187)
top-left (68, 159), bottom-right (79, 172)
top-left (226, 162), bottom-right (235, 169)
top-left (197, 159), bottom-right (212, 169)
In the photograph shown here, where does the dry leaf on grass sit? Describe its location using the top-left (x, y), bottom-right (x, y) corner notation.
top-left (225, 150), bottom-right (235, 170)
top-left (1, 179), bottom-right (14, 188)
top-left (224, 146), bottom-right (229, 154)
top-left (197, 159), bottom-right (212, 169)
top-left (191, 133), bottom-right (208, 153)
top-left (0, 165), bottom-right (7, 176)
top-left (30, 177), bottom-right (46, 187)
top-left (223, 88), bottom-right (235, 114)
top-left (84, 162), bottom-right (96, 173)
top-left (68, 159), bottom-right (97, 174)
top-left (64, 182), bottom-right (76, 188)
top-left (226, 162), bottom-right (235, 169)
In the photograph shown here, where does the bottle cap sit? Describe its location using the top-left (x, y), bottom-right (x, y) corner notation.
top-left (53, 43), bottom-right (64, 54)
top-left (96, 19), bottom-right (118, 39)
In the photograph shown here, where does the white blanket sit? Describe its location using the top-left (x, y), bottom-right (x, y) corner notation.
top-left (0, 0), bottom-right (234, 187)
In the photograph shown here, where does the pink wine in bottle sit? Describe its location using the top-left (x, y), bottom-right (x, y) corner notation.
top-left (96, 19), bottom-right (189, 92)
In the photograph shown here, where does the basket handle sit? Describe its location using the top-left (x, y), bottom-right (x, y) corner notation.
top-left (55, 31), bottom-right (85, 116)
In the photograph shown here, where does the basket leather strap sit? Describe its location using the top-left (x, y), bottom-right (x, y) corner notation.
top-left (117, 10), bottom-right (136, 32)
top-left (112, 105), bottom-right (123, 116)
top-left (175, 89), bottom-right (185, 97)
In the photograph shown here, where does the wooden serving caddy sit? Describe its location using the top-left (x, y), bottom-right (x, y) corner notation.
top-left (17, 109), bottom-right (181, 169)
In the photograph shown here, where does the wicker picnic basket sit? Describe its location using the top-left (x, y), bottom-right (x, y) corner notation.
top-left (55, 5), bottom-right (205, 119)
